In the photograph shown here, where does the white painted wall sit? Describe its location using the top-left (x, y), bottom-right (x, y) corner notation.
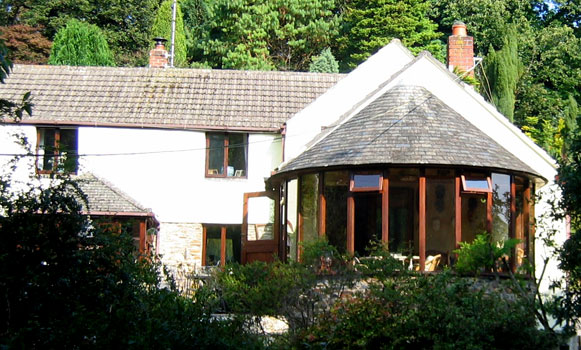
top-left (80, 127), bottom-right (281, 224)
top-left (1, 124), bottom-right (282, 224)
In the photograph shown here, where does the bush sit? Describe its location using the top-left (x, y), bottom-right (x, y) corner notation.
top-left (295, 272), bottom-right (554, 350)
top-left (454, 233), bottom-right (519, 275)
top-left (0, 171), bottom-right (262, 349)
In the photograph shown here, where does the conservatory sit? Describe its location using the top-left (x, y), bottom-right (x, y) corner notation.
top-left (263, 86), bottom-right (542, 272)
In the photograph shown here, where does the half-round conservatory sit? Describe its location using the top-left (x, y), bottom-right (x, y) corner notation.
top-left (267, 86), bottom-right (544, 272)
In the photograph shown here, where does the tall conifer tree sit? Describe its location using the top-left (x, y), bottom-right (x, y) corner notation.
top-left (48, 19), bottom-right (114, 66)
top-left (337, 0), bottom-right (444, 71)
top-left (151, 0), bottom-right (187, 67)
top-left (482, 26), bottom-right (521, 122)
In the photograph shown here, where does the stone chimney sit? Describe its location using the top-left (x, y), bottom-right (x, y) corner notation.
top-left (149, 37), bottom-right (169, 68)
top-left (447, 21), bottom-right (474, 77)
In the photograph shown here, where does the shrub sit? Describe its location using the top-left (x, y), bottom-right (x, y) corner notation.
top-left (454, 233), bottom-right (520, 275)
top-left (295, 272), bottom-right (554, 350)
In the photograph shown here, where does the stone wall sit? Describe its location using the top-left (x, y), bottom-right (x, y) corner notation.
top-left (158, 222), bottom-right (203, 269)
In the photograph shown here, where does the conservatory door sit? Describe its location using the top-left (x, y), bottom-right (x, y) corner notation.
top-left (242, 191), bottom-right (280, 263)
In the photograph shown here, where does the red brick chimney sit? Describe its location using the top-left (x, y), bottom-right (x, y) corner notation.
top-left (149, 37), bottom-right (168, 68)
top-left (447, 21), bottom-right (474, 77)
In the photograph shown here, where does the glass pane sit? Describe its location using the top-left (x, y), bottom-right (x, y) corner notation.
top-left (426, 178), bottom-right (455, 268)
top-left (59, 129), bottom-right (78, 173)
top-left (492, 173), bottom-right (510, 243)
top-left (354, 193), bottom-right (381, 256)
top-left (205, 226), bottom-right (221, 266)
top-left (247, 196), bottom-right (275, 241)
top-left (352, 174), bottom-right (381, 189)
top-left (389, 170), bottom-right (418, 256)
top-left (464, 178), bottom-right (489, 191)
top-left (515, 177), bottom-right (527, 268)
top-left (287, 179), bottom-right (299, 261)
top-left (227, 133), bottom-right (247, 177)
top-left (461, 194), bottom-right (487, 243)
top-left (299, 174), bottom-right (319, 243)
top-left (208, 133), bottom-right (225, 175)
top-left (226, 226), bottom-right (241, 264)
top-left (325, 171), bottom-right (349, 253)
top-left (38, 128), bottom-right (56, 171)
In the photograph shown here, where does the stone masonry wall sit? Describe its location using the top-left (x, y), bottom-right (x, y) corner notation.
top-left (158, 222), bottom-right (203, 270)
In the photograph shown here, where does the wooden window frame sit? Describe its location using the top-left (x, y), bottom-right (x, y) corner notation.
top-left (202, 224), bottom-right (242, 267)
top-left (350, 172), bottom-right (383, 192)
top-left (461, 175), bottom-right (492, 193)
top-left (36, 127), bottom-right (78, 175)
top-left (205, 132), bottom-right (248, 179)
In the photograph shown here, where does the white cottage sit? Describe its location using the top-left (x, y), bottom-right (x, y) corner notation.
top-left (0, 25), bottom-right (567, 288)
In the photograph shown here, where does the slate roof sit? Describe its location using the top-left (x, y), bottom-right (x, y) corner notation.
top-left (278, 85), bottom-right (539, 177)
top-left (75, 172), bottom-right (154, 217)
top-left (0, 65), bottom-right (344, 131)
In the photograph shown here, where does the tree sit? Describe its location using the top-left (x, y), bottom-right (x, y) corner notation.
top-left (18, 0), bottom-right (159, 66)
top-left (481, 26), bottom-right (522, 122)
top-left (181, 0), bottom-right (210, 66)
top-left (429, 0), bottom-right (538, 56)
top-left (48, 19), bottom-right (115, 66)
top-left (556, 109), bottom-right (581, 329)
top-left (515, 24), bottom-right (581, 157)
top-left (0, 24), bottom-right (52, 64)
top-left (309, 47), bottom-right (339, 73)
top-left (150, 0), bottom-right (187, 67)
top-left (198, 0), bottom-right (339, 71)
top-left (337, 0), bottom-right (444, 71)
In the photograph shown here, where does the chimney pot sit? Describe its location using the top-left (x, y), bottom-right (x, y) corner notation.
top-left (452, 21), bottom-right (467, 37)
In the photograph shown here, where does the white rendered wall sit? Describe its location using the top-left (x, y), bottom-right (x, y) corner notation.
top-left (78, 127), bottom-right (281, 224)
top-left (1, 124), bottom-right (281, 223)
top-left (0, 124), bottom-right (38, 183)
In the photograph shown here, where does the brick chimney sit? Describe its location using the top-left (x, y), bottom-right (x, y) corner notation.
top-left (149, 37), bottom-right (168, 68)
top-left (447, 21), bottom-right (474, 77)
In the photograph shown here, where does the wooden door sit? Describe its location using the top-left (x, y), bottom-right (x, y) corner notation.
top-left (242, 191), bottom-right (280, 264)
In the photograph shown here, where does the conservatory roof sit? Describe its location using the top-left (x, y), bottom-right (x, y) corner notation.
top-left (277, 85), bottom-right (540, 177)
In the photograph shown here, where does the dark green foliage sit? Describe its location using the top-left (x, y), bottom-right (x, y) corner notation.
top-left (309, 48), bottom-right (339, 73)
top-left (17, 0), bottom-right (159, 66)
top-left (0, 169), bottom-right (263, 349)
top-left (295, 272), bottom-right (553, 350)
top-left (201, 239), bottom-right (356, 339)
top-left (181, 0), bottom-right (210, 66)
top-left (430, 0), bottom-right (537, 56)
top-left (48, 19), bottom-right (115, 66)
top-left (482, 26), bottom-right (522, 122)
top-left (197, 0), bottom-right (339, 71)
top-left (337, 0), bottom-right (444, 71)
top-left (0, 39), bottom-right (32, 121)
top-left (150, 0), bottom-right (187, 67)
top-left (558, 113), bottom-right (581, 227)
top-left (454, 233), bottom-right (520, 275)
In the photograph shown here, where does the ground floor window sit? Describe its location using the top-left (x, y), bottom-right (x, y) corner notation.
top-left (203, 225), bottom-right (241, 266)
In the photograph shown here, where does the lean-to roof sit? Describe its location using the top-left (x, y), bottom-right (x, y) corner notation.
top-left (76, 172), bottom-right (155, 218)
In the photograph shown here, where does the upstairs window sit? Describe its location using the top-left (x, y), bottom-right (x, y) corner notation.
top-left (206, 133), bottom-right (248, 178)
top-left (36, 128), bottom-right (78, 174)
